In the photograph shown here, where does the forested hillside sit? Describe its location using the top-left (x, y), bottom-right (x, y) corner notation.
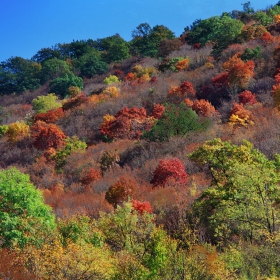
top-left (2, 2), bottom-right (280, 279)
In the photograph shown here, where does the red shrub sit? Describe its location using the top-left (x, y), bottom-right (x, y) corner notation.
top-left (100, 106), bottom-right (154, 140)
top-left (131, 199), bottom-right (153, 214)
top-left (150, 158), bottom-right (188, 187)
top-left (151, 103), bottom-right (165, 119)
top-left (33, 108), bottom-right (64, 123)
top-left (80, 168), bottom-right (102, 185)
top-left (31, 121), bottom-right (66, 150)
top-left (238, 90), bottom-right (257, 105)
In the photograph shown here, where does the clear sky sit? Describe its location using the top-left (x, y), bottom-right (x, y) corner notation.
top-left (0, 0), bottom-right (274, 62)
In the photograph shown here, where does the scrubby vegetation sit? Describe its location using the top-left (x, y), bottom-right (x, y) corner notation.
top-left (2, 1), bottom-right (280, 279)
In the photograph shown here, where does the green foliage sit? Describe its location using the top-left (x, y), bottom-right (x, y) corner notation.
top-left (52, 136), bottom-right (87, 171)
top-left (78, 52), bottom-right (108, 78)
top-left (0, 56), bottom-right (41, 95)
top-left (58, 215), bottom-right (104, 247)
top-left (49, 73), bottom-right (83, 98)
top-left (0, 125), bottom-right (8, 136)
top-left (189, 138), bottom-right (280, 245)
top-left (186, 14), bottom-right (244, 54)
top-left (241, 46), bottom-right (262, 61)
top-left (131, 23), bottom-right (175, 57)
top-left (253, 11), bottom-right (274, 25)
top-left (98, 34), bottom-right (130, 63)
top-left (103, 75), bottom-right (121, 85)
top-left (32, 93), bottom-right (62, 113)
top-left (40, 58), bottom-right (72, 83)
top-left (143, 103), bottom-right (210, 142)
top-left (0, 167), bottom-right (56, 248)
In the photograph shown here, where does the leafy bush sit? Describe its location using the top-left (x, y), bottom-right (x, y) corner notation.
top-left (150, 158), bottom-right (188, 187)
top-left (32, 93), bottom-right (62, 113)
top-left (49, 73), bottom-right (83, 98)
top-left (103, 75), bottom-right (121, 85)
top-left (143, 103), bottom-right (210, 142)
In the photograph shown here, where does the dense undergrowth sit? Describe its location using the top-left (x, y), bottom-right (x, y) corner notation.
top-left (2, 2), bottom-right (280, 279)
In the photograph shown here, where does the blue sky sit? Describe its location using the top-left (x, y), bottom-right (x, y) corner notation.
top-left (0, 0), bottom-right (273, 62)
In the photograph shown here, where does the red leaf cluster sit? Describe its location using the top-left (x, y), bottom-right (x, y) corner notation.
top-left (261, 32), bottom-right (274, 45)
top-left (31, 121), bottom-right (66, 150)
top-left (238, 90), bottom-right (257, 105)
top-left (150, 158), bottom-right (188, 187)
top-left (151, 103), bottom-right (165, 119)
top-left (100, 106), bottom-right (154, 140)
top-left (33, 108), bottom-right (64, 123)
top-left (131, 199), bottom-right (153, 214)
top-left (168, 81), bottom-right (196, 97)
top-left (80, 168), bottom-right (102, 185)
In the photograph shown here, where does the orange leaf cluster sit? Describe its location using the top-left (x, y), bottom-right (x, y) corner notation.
top-left (223, 54), bottom-right (254, 88)
top-left (190, 99), bottom-right (216, 117)
top-left (80, 168), bottom-right (102, 185)
top-left (31, 121), bottom-right (66, 150)
top-left (33, 108), bottom-right (64, 123)
top-left (100, 107), bottom-right (154, 140)
top-left (168, 81), bottom-right (196, 104)
top-left (131, 199), bottom-right (153, 214)
top-left (151, 103), bottom-right (165, 119)
top-left (105, 176), bottom-right (135, 207)
top-left (150, 158), bottom-right (188, 187)
top-left (261, 32), bottom-right (275, 45)
top-left (175, 58), bottom-right (189, 71)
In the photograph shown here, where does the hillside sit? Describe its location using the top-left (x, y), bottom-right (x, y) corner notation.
top-left (1, 2), bottom-right (280, 279)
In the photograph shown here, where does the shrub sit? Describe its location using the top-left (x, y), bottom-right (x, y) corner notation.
top-left (143, 103), bottom-right (210, 142)
top-left (103, 75), bottom-right (121, 85)
top-left (31, 121), bottom-right (66, 150)
top-left (105, 177), bottom-right (135, 208)
top-left (150, 158), bottom-right (188, 187)
top-left (49, 73), bottom-right (83, 98)
top-left (32, 93), bottom-right (62, 113)
top-left (6, 122), bottom-right (30, 142)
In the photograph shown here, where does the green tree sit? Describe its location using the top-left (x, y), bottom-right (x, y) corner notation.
top-left (40, 58), bottom-right (72, 83)
top-left (97, 34), bottom-right (130, 63)
top-left (32, 93), bottom-right (62, 113)
top-left (0, 167), bottom-right (56, 248)
top-left (143, 103), bottom-right (210, 142)
top-left (49, 73), bottom-right (83, 98)
top-left (78, 52), bottom-right (108, 78)
top-left (189, 139), bottom-right (280, 245)
top-left (131, 23), bottom-right (175, 57)
top-left (186, 14), bottom-right (244, 55)
top-left (0, 56), bottom-right (41, 95)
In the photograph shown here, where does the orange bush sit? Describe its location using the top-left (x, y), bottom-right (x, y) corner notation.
top-left (31, 121), bottom-right (66, 150)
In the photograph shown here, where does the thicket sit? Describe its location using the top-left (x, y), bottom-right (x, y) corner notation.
top-left (2, 1), bottom-right (280, 279)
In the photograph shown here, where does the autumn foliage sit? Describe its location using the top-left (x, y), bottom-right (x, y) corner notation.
top-left (31, 121), bottom-right (66, 150)
top-left (131, 199), bottom-right (153, 214)
top-left (33, 108), bottom-right (64, 123)
top-left (150, 158), bottom-right (188, 187)
top-left (223, 54), bottom-right (255, 88)
top-left (100, 106), bottom-right (154, 140)
top-left (105, 176), bottom-right (135, 207)
top-left (238, 90), bottom-right (257, 105)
